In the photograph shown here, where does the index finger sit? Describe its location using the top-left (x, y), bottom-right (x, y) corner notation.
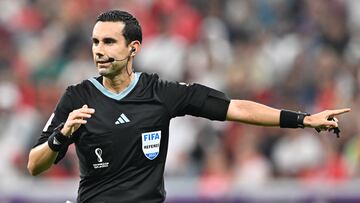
top-left (328, 108), bottom-right (351, 116)
top-left (79, 107), bottom-right (95, 114)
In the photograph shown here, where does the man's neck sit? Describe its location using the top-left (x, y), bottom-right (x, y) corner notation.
top-left (102, 71), bottom-right (134, 94)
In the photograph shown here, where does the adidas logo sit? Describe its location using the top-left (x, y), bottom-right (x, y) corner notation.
top-left (115, 113), bottom-right (130, 125)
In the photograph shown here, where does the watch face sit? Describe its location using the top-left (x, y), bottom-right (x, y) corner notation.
top-left (296, 113), bottom-right (307, 128)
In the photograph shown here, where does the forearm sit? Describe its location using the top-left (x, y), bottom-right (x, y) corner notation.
top-left (226, 100), bottom-right (280, 126)
top-left (27, 142), bottom-right (58, 176)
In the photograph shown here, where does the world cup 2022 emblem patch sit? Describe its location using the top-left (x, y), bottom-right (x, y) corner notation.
top-left (142, 130), bottom-right (161, 160)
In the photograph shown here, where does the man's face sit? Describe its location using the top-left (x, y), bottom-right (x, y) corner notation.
top-left (92, 21), bottom-right (129, 77)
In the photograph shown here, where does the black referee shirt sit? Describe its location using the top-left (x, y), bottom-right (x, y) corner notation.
top-left (34, 72), bottom-right (230, 203)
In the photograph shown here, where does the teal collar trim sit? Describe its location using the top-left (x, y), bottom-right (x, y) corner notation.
top-left (88, 72), bottom-right (141, 100)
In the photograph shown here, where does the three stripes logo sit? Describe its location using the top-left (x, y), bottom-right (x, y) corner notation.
top-left (115, 113), bottom-right (130, 125)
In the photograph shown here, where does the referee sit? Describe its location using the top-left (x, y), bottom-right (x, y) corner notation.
top-left (27, 10), bottom-right (350, 203)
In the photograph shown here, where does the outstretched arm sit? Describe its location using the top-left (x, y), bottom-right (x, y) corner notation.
top-left (226, 100), bottom-right (281, 126)
top-left (226, 100), bottom-right (350, 129)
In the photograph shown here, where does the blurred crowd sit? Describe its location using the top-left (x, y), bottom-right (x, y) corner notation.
top-left (1, 0), bottom-right (360, 197)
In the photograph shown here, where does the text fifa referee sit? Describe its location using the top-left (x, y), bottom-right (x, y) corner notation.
top-left (27, 10), bottom-right (350, 203)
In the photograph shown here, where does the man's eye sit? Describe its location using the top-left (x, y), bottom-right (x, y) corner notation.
top-left (104, 40), bottom-right (114, 44)
top-left (103, 38), bottom-right (116, 44)
top-left (92, 40), bottom-right (99, 45)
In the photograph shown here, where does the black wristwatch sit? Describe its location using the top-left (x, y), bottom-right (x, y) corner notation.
top-left (48, 122), bottom-right (68, 152)
top-left (296, 112), bottom-right (310, 128)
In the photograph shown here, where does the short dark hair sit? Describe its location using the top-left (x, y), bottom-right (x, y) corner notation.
top-left (96, 10), bottom-right (142, 45)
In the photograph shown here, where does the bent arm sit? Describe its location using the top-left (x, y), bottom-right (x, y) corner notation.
top-left (226, 100), bottom-right (280, 126)
top-left (27, 105), bottom-right (94, 176)
top-left (27, 142), bottom-right (58, 176)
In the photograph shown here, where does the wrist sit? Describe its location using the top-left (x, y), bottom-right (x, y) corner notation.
top-left (280, 110), bottom-right (310, 128)
top-left (296, 112), bottom-right (311, 128)
top-left (48, 122), bottom-right (69, 152)
top-left (303, 115), bottom-right (312, 127)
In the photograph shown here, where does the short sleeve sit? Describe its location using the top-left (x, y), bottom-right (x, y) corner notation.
top-left (33, 87), bottom-right (75, 164)
top-left (154, 80), bottom-right (230, 120)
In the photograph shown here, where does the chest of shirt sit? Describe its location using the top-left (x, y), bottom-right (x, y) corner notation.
top-left (74, 96), bottom-right (169, 144)
top-left (73, 97), bottom-right (171, 174)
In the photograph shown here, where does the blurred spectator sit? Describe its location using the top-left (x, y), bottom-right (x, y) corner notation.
top-left (300, 137), bottom-right (349, 184)
top-left (198, 145), bottom-right (231, 198)
top-left (272, 131), bottom-right (323, 177)
top-left (231, 126), bottom-right (272, 188)
top-left (136, 16), bottom-right (187, 81)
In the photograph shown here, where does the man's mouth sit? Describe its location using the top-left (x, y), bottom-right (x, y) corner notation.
top-left (97, 59), bottom-right (112, 64)
top-left (96, 58), bottom-right (114, 67)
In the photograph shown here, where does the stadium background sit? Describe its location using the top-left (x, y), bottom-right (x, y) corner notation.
top-left (0, 0), bottom-right (359, 202)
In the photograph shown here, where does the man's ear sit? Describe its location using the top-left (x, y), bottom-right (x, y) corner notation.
top-left (130, 41), bottom-right (141, 56)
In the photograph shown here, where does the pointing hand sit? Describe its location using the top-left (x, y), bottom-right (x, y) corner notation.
top-left (303, 108), bottom-right (350, 137)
